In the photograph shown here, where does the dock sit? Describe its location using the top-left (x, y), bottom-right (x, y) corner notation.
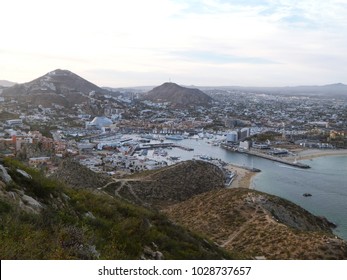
top-left (172, 144), bottom-right (194, 151)
top-left (136, 143), bottom-right (194, 151)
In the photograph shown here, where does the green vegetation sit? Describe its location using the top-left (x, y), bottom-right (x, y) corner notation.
top-left (252, 131), bottom-right (282, 142)
top-left (0, 158), bottom-right (232, 260)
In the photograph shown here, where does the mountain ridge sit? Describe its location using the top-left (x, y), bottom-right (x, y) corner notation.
top-left (1, 69), bottom-right (109, 107)
top-left (2, 69), bottom-right (107, 95)
top-left (201, 83), bottom-right (347, 97)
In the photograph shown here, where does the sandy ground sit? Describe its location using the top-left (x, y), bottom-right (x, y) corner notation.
top-left (225, 165), bottom-right (257, 189)
top-left (286, 149), bottom-right (347, 161)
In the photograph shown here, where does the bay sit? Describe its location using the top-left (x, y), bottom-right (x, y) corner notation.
top-left (164, 138), bottom-right (347, 240)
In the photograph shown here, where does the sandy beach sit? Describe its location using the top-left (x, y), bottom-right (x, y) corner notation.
top-left (286, 149), bottom-right (347, 161)
top-left (225, 164), bottom-right (257, 189)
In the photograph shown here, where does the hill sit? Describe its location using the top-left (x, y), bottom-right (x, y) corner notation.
top-left (0, 80), bottom-right (16, 87)
top-left (1, 69), bottom-right (109, 107)
top-left (143, 82), bottom-right (213, 107)
top-left (2, 156), bottom-right (346, 259)
top-left (102, 160), bottom-right (225, 208)
top-left (50, 158), bottom-right (110, 190)
top-left (0, 157), bottom-right (232, 260)
top-left (164, 188), bottom-right (347, 259)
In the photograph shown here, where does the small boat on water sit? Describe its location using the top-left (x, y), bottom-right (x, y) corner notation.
top-left (169, 156), bottom-right (180, 161)
top-left (303, 193), bottom-right (312, 197)
top-left (165, 135), bottom-right (184, 140)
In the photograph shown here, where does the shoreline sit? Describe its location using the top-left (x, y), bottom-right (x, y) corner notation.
top-left (225, 149), bottom-right (347, 189)
top-left (286, 149), bottom-right (347, 161)
top-left (225, 164), bottom-right (258, 189)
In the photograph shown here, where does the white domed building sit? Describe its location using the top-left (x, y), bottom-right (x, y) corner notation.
top-left (86, 116), bottom-right (113, 130)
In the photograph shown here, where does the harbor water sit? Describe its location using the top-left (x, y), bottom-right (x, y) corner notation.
top-left (162, 138), bottom-right (347, 240)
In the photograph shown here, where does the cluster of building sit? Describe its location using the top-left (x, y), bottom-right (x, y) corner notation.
top-left (0, 83), bottom-right (346, 176)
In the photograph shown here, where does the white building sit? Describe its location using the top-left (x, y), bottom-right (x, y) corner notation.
top-left (226, 131), bottom-right (238, 143)
top-left (85, 116), bottom-right (113, 130)
top-left (6, 119), bottom-right (23, 126)
top-left (240, 128), bottom-right (250, 140)
top-left (239, 141), bottom-right (250, 150)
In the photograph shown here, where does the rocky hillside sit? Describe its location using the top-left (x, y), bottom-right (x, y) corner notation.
top-left (0, 157), bottom-right (232, 260)
top-left (144, 82), bottom-right (213, 107)
top-left (164, 188), bottom-right (347, 259)
top-left (1, 69), bottom-right (108, 107)
top-left (103, 160), bottom-right (225, 208)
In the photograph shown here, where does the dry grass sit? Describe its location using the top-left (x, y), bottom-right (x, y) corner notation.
top-left (164, 188), bottom-right (347, 259)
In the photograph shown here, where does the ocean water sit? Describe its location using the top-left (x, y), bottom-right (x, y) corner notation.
top-left (252, 156), bottom-right (347, 240)
top-left (164, 139), bottom-right (347, 240)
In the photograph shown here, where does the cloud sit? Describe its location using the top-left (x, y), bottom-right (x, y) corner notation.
top-left (171, 51), bottom-right (278, 64)
top-left (1, 0), bottom-right (347, 86)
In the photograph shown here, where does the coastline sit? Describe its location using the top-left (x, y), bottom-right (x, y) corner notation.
top-left (225, 164), bottom-right (257, 189)
top-left (286, 149), bottom-right (347, 161)
top-left (224, 149), bottom-right (347, 189)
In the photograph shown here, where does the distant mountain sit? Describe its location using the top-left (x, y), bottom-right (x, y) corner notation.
top-left (1, 69), bottom-right (109, 107)
top-left (214, 83), bottom-right (347, 97)
top-left (0, 80), bottom-right (16, 87)
top-left (144, 82), bottom-right (213, 107)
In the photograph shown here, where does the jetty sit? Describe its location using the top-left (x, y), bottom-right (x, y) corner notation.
top-left (220, 144), bottom-right (310, 169)
top-left (136, 143), bottom-right (194, 151)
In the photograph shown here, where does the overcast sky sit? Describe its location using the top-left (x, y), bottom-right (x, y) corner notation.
top-left (1, 0), bottom-right (347, 87)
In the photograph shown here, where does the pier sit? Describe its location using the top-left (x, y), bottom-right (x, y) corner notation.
top-left (136, 143), bottom-right (194, 151)
top-left (220, 144), bottom-right (310, 169)
top-left (172, 144), bottom-right (194, 151)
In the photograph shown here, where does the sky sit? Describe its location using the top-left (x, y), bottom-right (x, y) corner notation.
top-left (1, 0), bottom-right (347, 87)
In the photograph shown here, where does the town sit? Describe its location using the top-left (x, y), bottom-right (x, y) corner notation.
top-left (0, 71), bottom-right (346, 180)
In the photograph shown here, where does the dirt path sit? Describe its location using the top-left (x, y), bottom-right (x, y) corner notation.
top-left (221, 214), bottom-right (257, 248)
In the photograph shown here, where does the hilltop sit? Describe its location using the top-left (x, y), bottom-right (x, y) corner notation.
top-left (50, 158), bottom-right (110, 190)
top-left (164, 188), bottom-right (347, 259)
top-left (143, 82), bottom-right (213, 107)
top-left (102, 160), bottom-right (225, 208)
top-left (1, 69), bottom-right (108, 107)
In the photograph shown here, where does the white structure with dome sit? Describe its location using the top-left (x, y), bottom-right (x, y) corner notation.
top-left (85, 116), bottom-right (113, 130)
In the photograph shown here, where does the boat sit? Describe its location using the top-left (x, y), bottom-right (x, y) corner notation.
top-left (303, 193), bottom-right (312, 197)
top-left (165, 135), bottom-right (184, 140)
top-left (160, 150), bottom-right (168, 156)
top-left (183, 132), bottom-right (190, 138)
top-left (199, 155), bottom-right (212, 161)
top-left (169, 156), bottom-right (180, 161)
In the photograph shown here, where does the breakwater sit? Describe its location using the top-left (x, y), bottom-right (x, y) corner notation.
top-left (220, 144), bottom-right (310, 169)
